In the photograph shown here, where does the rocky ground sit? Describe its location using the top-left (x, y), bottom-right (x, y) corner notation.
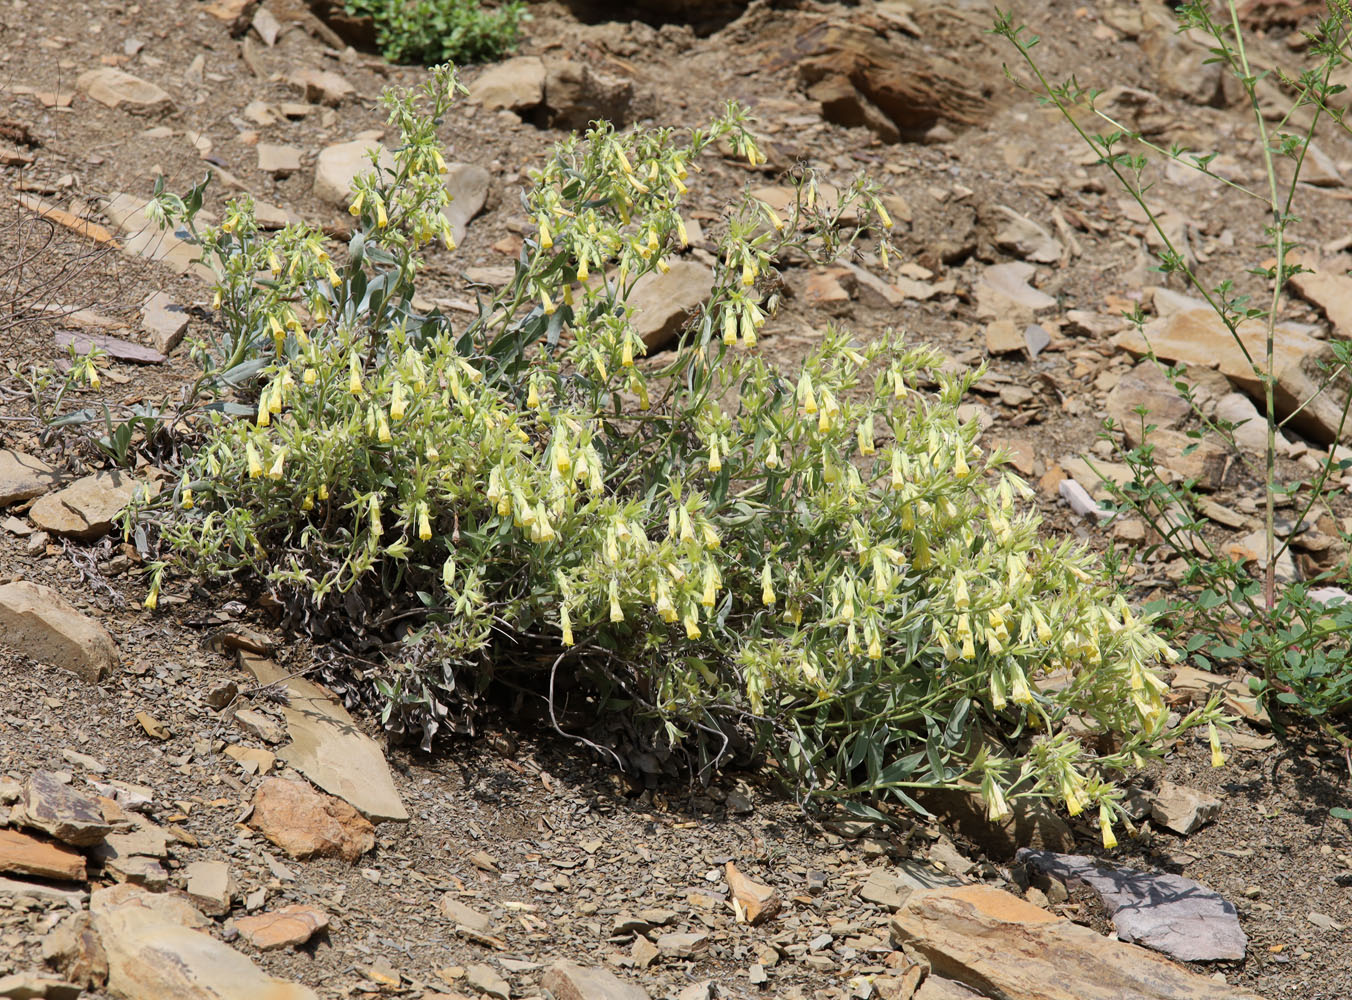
top-left (1, 1), bottom-right (1352, 999)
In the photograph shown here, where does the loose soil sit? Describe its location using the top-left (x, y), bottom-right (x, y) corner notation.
top-left (1, 1), bottom-right (1351, 998)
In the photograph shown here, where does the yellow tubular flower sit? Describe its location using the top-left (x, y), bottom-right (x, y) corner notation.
top-left (144, 587), bottom-right (158, 611)
top-left (873, 197), bottom-right (894, 229)
top-left (953, 572), bottom-right (969, 609)
top-left (684, 606), bottom-right (701, 640)
top-left (867, 626), bottom-right (882, 660)
top-left (678, 506), bottom-right (696, 544)
top-left (318, 482), bottom-right (329, 501)
top-left (989, 666), bottom-right (1007, 709)
top-left (676, 215), bottom-right (688, 246)
top-left (302, 493), bottom-right (314, 511)
top-left (1009, 664), bottom-right (1033, 705)
top-left (891, 448), bottom-right (905, 490)
top-left (180, 474), bottom-right (193, 510)
top-left (983, 774), bottom-right (1011, 821)
top-left (560, 604), bottom-right (574, 646)
top-left (761, 563), bottom-right (775, 607)
top-left (377, 412), bottom-right (391, 444)
top-left (741, 259), bottom-right (756, 287)
top-left (609, 578), bottom-right (624, 622)
top-left (303, 367), bottom-right (317, 386)
top-left (708, 439), bottom-right (721, 474)
top-left (766, 442), bottom-right (780, 470)
top-left (702, 522), bottom-right (720, 549)
top-left (701, 563), bottom-right (718, 608)
top-left (268, 447), bottom-right (286, 481)
top-left (246, 441), bottom-right (263, 479)
top-left (953, 444), bottom-right (970, 478)
top-left (269, 380), bottom-right (284, 414)
top-left (538, 217), bottom-right (553, 250)
top-left (391, 381), bottom-right (407, 421)
top-left (1208, 723), bottom-right (1226, 768)
top-left (417, 502), bottom-right (432, 541)
top-left (541, 288), bottom-right (556, 315)
top-left (256, 393), bottom-right (271, 427)
top-left (1099, 802), bottom-right (1118, 850)
top-left (349, 190), bottom-right (365, 217)
top-left (443, 557), bottom-right (456, 590)
top-left (349, 356), bottom-right (363, 397)
top-left (621, 336), bottom-right (634, 368)
top-left (375, 197), bottom-right (388, 229)
top-left (798, 372), bottom-right (817, 415)
top-left (723, 307), bottom-right (738, 346)
top-left (857, 415), bottom-right (875, 456)
top-left (369, 495), bottom-right (383, 537)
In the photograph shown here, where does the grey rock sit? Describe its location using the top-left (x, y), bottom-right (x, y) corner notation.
top-left (1060, 478), bottom-right (1113, 521)
top-left (22, 771), bottom-right (113, 847)
top-left (861, 860), bottom-right (963, 911)
top-left (141, 292), bottom-right (189, 354)
top-left (466, 963), bottom-right (510, 1000)
top-left (1018, 849), bottom-right (1246, 961)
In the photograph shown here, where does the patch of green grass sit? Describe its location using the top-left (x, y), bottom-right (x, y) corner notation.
top-left (345, 0), bottom-right (525, 66)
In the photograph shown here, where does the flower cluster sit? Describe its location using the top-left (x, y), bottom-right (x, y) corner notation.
top-left (141, 65), bottom-right (1219, 826)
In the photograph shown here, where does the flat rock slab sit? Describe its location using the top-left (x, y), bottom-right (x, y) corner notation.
top-left (240, 653), bottom-right (408, 822)
top-left (1018, 850), bottom-right (1246, 962)
top-left (90, 885), bottom-right (318, 1000)
top-left (141, 292), bottom-right (190, 354)
top-left (53, 330), bottom-right (166, 365)
top-left (541, 961), bottom-right (650, 1000)
top-left (860, 860), bottom-right (964, 911)
top-left (0, 974), bottom-right (82, 1000)
top-left (0, 876), bottom-right (88, 908)
top-left (1147, 779), bottom-right (1223, 836)
top-left (0, 450), bottom-right (58, 506)
top-left (628, 260), bottom-right (714, 351)
top-left (103, 193), bottom-right (214, 282)
top-left (0, 829), bottom-right (87, 882)
top-left (28, 470), bottom-right (140, 541)
top-left (468, 56), bottom-right (545, 111)
top-left (23, 771), bottom-right (113, 847)
top-left (184, 860), bottom-right (235, 917)
top-left (891, 885), bottom-right (1262, 1000)
top-left (76, 68), bottom-right (173, 112)
top-left (248, 778), bottom-right (376, 863)
top-left (1114, 309), bottom-right (1351, 444)
top-left (235, 904), bottom-right (329, 951)
top-left (0, 580), bottom-right (119, 682)
top-left (313, 139), bottom-right (395, 207)
top-left (443, 162), bottom-right (490, 248)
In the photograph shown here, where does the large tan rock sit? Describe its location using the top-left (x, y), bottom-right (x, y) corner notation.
top-left (28, 471), bottom-right (139, 540)
top-left (77, 68), bottom-right (173, 112)
top-left (248, 778), bottom-right (376, 863)
top-left (103, 193), bottom-right (215, 282)
top-left (890, 886), bottom-right (1263, 1000)
top-left (0, 450), bottom-right (58, 506)
top-left (468, 56), bottom-right (545, 112)
top-left (0, 581), bottom-right (118, 682)
top-left (442, 162), bottom-right (490, 249)
top-left (90, 885), bottom-right (318, 1000)
top-left (313, 139), bottom-right (395, 208)
top-left (42, 911), bottom-right (108, 989)
top-left (0, 828), bottom-right (87, 881)
top-left (541, 962), bottom-right (650, 1000)
top-left (1114, 309), bottom-right (1352, 444)
top-left (627, 260), bottom-right (715, 351)
top-left (235, 905), bottom-right (328, 951)
top-left (240, 653), bottom-right (408, 822)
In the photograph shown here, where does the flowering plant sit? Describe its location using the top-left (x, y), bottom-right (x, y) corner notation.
top-left (138, 65), bottom-right (1220, 832)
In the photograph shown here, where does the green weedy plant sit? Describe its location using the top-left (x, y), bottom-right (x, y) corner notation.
top-left (344, 0), bottom-right (525, 66)
top-left (135, 65), bottom-right (1217, 833)
top-left (994, 2), bottom-right (1352, 750)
